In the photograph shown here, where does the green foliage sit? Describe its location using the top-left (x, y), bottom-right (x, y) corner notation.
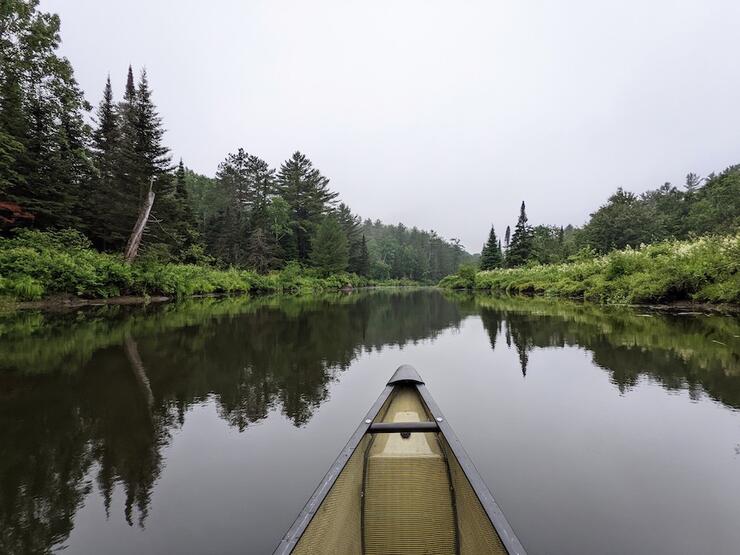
top-left (361, 219), bottom-right (469, 282)
top-left (506, 202), bottom-right (533, 267)
top-left (441, 235), bottom-right (740, 305)
top-left (438, 263), bottom-right (477, 290)
top-left (356, 234), bottom-right (370, 276)
top-left (479, 226), bottom-right (503, 270)
top-left (1, 0), bottom-right (92, 230)
top-left (0, 0), bottom-right (472, 281)
top-left (685, 166), bottom-right (740, 235)
top-left (310, 217), bottom-right (349, 276)
top-left (277, 151), bottom-right (338, 261)
top-left (245, 227), bottom-right (280, 274)
top-left (583, 188), bottom-right (658, 253)
top-left (578, 166), bottom-right (740, 254)
top-left (0, 230), bottom-right (418, 302)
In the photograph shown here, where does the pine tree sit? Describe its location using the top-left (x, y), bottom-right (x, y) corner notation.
top-left (135, 69), bottom-right (170, 191)
top-left (89, 76), bottom-right (120, 248)
top-left (310, 216), bottom-right (348, 275)
top-left (0, 75), bottom-right (25, 194)
top-left (133, 69), bottom-right (177, 253)
top-left (216, 148), bottom-right (252, 209)
top-left (480, 240), bottom-right (490, 267)
top-left (105, 65), bottom-right (141, 248)
top-left (357, 234), bottom-right (370, 276)
top-left (506, 201), bottom-right (533, 267)
top-left (247, 154), bottom-right (276, 228)
top-left (246, 227), bottom-right (280, 273)
top-left (336, 203), bottom-right (362, 272)
top-left (171, 159), bottom-right (198, 255)
top-left (174, 160), bottom-right (193, 217)
top-left (117, 66), bottom-right (139, 184)
top-left (504, 225), bottom-right (511, 250)
top-left (92, 76), bottom-right (119, 161)
top-left (276, 151), bottom-right (338, 261)
top-left (213, 150), bottom-right (275, 228)
top-left (205, 205), bottom-right (248, 265)
top-left (2, 1), bottom-right (91, 229)
top-left (479, 225), bottom-right (503, 270)
top-left (685, 172), bottom-right (703, 193)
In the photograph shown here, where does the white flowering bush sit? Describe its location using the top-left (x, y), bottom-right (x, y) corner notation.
top-left (443, 234), bottom-right (740, 304)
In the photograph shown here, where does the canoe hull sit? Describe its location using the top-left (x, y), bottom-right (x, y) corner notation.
top-left (274, 365), bottom-right (526, 555)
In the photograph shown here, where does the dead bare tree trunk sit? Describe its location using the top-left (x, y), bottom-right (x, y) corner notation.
top-left (124, 178), bottom-right (156, 263)
top-left (124, 335), bottom-right (154, 409)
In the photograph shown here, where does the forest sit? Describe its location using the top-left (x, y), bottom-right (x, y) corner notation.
top-left (0, 0), bottom-right (469, 303)
top-left (445, 172), bottom-right (740, 304)
top-left (1, 0), bottom-right (738, 305)
top-left (474, 168), bottom-right (739, 272)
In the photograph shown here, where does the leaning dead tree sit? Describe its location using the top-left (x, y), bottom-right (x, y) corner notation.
top-left (124, 335), bottom-right (154, 410)
top-left (124, 178), bottom-right (156, 263)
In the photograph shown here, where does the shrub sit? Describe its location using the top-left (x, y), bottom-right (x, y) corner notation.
top-left (439, 234), bottom-right (740, 305)
top-left (439, 264), bottom-right (477, 290)
top-left (0, 231), bottom-right (412, 302)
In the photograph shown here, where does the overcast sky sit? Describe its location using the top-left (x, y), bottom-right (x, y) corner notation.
top-left (41, 0), bottom-right (740, 251)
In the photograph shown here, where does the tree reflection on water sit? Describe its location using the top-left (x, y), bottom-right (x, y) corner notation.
top-left (0, 290), bottom-right (738, 553)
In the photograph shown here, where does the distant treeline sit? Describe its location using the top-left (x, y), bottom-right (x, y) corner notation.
top-left (184, 159), bottom-right (474, 282)
top-left (0, 1), bottom-right (470, 282)
top-left (478, 167), bottom-right (739, 270)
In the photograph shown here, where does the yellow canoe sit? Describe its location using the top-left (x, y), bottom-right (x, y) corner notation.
top-left (274, 365), bottom-right (527, 555)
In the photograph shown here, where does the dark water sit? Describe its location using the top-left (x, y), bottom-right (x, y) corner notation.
top-left (1, 289), bottom-right (739, 555)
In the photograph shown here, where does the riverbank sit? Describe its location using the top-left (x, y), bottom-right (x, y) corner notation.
top-left (439, 234), bottom-right (740, 305)
top-left (0, 230), bottom-right (417, 307)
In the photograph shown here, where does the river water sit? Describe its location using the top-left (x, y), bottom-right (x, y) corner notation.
top-left (1, 289), bottom-right (739, 554)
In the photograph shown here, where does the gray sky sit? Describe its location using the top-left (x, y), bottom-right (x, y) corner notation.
top-left (42, 0), bottom-right (740, 252)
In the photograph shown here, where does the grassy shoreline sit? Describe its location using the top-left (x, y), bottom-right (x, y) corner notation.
top-left (0, 230), bottom-right (417, 308)
top-left (439, 235), bottom-right (740, 305)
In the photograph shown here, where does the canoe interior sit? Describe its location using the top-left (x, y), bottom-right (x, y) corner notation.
top-left (292, 385), bottom-right (507, 555)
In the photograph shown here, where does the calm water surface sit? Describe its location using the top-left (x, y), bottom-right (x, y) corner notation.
top-left (1, 289), bottom-right (739, 554)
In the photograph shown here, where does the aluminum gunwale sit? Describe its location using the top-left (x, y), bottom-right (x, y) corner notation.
top-left (272, 384), bottom-right (394, 555)
top-left (416, 382), bottom-right (528, 555)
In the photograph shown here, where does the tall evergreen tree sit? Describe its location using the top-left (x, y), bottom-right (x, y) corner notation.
top-left (276, 151), bottom-right (338, 261)
top-left (88, 76), bottom-right (119, 248)
top-left (0, 71), bottom-right (26, 194)
top-left (92, 76), bottom-right (118, 160)
top-left (174, 160), bottom-right (192, 216)
top-left (684, 172), bottom-right (703, 193)
top-left (170, 159), bottom-right (198, 256)
top-left (336, 203), bottom-right (362, 272)
top-left (247, 154), bottom-right (276, 228)
top-left (117, 65), bottom-right (139, 186)
top-left (212, 150), bottom-right (275, 229)
top-left (504, 225), bottom-right (511, 250)
top-left (204, 205), bottom-right (248, 265)
top-left (506, 201), bottom-right (533, 267)
top-left (1, 0), bottom-right (92, 229)
top-left (245, 227), bottom-right (279, 273)
top-left (105, 65), bottom-right (141, 248)
top-left (216, 148), bottom-right (252, 209)
top-left (133, 69), bottom-right (177, 253)
top-left (357, 234), bottom-right (370, 276)
top-left (479, 225), bottom-right (503, 270)
top-left (310, 216), bottom-right (348, 275)
top-left (134, 69), bottom-right (170, 191)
